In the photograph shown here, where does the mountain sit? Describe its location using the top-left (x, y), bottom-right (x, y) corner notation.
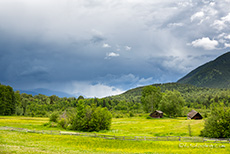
top-left (177, 52), bottom-right (230, 89)
top-left (16, 88), bottom-right (77, 98)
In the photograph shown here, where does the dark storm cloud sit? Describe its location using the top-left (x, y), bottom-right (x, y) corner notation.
top-left (0, 0), bottom-right (230, 97)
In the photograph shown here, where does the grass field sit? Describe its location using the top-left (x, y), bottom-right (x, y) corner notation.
top-left (0, 116), bottom-right (229, 154)
top-left (0, 116), bottom-right (204, 137)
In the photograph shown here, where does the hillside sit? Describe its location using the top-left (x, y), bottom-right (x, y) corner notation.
top-left (108, 82), bottom-right (212, 102)
top-left (177, 52), bottom-right (230, 88)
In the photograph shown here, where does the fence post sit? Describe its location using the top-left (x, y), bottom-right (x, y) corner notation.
top-left (179, 136), bottom-right (181, 141)
top-left (123, 136), bottom-right (125, 140)
top-left (144, 136), bottom-right (146, 141)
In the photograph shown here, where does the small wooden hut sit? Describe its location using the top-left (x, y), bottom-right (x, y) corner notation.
top-left (187, 110), bottom-right (203, 120)
top-left (150, 110), bottom-right (163, 118)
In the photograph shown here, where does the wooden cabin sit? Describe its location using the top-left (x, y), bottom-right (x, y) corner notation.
top-left (187, 110), bottom-right (203, 120)
top-left (150, 110), bottom-right (163, 118)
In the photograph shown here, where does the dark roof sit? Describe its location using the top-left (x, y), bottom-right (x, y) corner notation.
top-left (187, 109), bottom-right (198, 118)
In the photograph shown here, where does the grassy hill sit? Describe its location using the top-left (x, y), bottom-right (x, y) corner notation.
top-left (177, 52), bottom-right (230, 88)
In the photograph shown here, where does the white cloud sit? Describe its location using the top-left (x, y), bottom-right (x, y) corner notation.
top-left (209, 2), bottom-right (215, 6)
top-left (102, 43), bottom-right (111, 48)
top-left (219, 39), bottom-right (226, 44)
top-left (191, 11), bottom-right (204, 22)
top-left (189, 37), bottom-right (219, 50)
top-left (217, 33), bottom-right (226, 38)
top-left (212, 13), bottom-right (230, 31)
top-left (222, 13), bottom-right (230, 22)
top-left (167, 22), bottom-right (184, 27)
top-left (224, 43), bottom-right (230, 48)
top-left (212, 20), bottom-right (226, 31)
top-left (125, 46), bottom-right (131, 51)
top-left (225, 35), bottom-right (230, 39)
top-left (105, 52), bottom-right (120, 59)
top-left (67, 81), bottom-right (124, 98)
top-left (177, 1), bottom-right (194, 7)
top-left (107, 52), bottom-right (119, 57)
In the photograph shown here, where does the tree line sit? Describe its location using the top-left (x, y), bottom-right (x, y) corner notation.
top-left (1, 83), bottom-right (230, 117)
top-left (0, 83), bottom-right (230, 137)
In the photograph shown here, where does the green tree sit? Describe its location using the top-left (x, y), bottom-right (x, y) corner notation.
top-left (201, 103), bottom-right (230, 138)
top-left (71, 99), bottom-right (87, 130)
top-left (160, 90), bottom-right (185, 117)
top-left (21, 98), bottom-right (28, 116)
top-left (77, 95), bottom-right (84, 100)
top-left (141, 85), bottom-right (162, 113)
top-left (88, 106), bottom-right (112, 131)
top-left (0, 84), bottom-right (16, 115)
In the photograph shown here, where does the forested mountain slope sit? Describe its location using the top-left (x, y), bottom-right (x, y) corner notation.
top-left (108, 82), bottom-right (230, 108)
top-left (177, 52), bottom-right (230, 88)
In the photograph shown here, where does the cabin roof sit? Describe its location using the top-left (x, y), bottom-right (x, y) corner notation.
top-left (155, 110), bottom-right (163, 114)
top-left (187, 109), bottom-right (199, 118)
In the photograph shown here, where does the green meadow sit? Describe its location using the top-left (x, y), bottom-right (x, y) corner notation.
top-left (0, 116), bottom-right (204, 137)
top-left (0, 116), bottom-right (229, 154)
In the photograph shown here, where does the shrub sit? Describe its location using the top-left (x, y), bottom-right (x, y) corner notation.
top-left (49, 112), bottom-right (59, 122)
top-left (146, 116), bottom-right (152, 119)
top-left (43, 122), bottom-right (57, 128)
top-left (129, 111), bottom-right (134, 117)
top-left (58, 118), bottom-right (67, 129)
top-left (201, 103), bottom-right (230, 138)
top-left (57, 101), bottom-right (112, 132)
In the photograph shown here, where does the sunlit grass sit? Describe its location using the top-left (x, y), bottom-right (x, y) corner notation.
top-left (0, 116), bottom-right (60, 131)
top-left (0, 130), bottom-right (229, 154)
top-left (0, 116), bottom-right (228, 154)
top-left (0, 116), bottom-right (204, 137)
top-left (108, 117), bottom-right (204, 137)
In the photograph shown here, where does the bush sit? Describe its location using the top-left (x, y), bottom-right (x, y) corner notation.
top-left (43, 122), bottom-right (57, 128)
top-left (58, 118), bottom-right (68, 129)
top-left (49, 112), bottom-right (59, 122)
top-left (115, 114), bottom-right (123, 118)
top-left (57, 101), bottom-right (112, 132)
top-left (201, 103), bottom-right (230, 138)
top-left (146, 116), bottom-right (152, 119)
top-left (129, 111), bottom-right (134, 117)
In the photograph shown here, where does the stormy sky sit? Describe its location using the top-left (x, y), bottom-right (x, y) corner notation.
top-left (0, 0), bottom-right (230, 98)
